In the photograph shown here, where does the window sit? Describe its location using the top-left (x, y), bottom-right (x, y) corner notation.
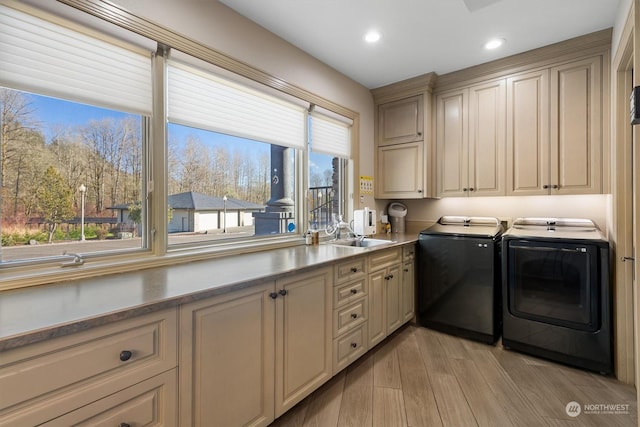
top-left (166, 60), bottom-right (307, 246)
top-left (308, 110), bottom-right (352, 231)
top-left (0, 4), bottom-right (151, 266)
top-left (0, 2), bottom-right (356, 284)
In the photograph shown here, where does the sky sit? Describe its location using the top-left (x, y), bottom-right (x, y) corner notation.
top-left (27, 91), bottom-right (332, 175)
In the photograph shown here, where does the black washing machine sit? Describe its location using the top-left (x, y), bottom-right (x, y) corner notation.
top-left (502, 218), bottom-right (612, 374)
top-left (417, 216), bottom-right (503, 344)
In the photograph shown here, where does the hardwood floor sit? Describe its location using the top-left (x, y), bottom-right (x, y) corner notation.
top-left (269, 325), bottom-right (637, 427)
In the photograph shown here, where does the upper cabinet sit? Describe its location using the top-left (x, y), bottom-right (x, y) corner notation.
top-left (506, 55), bottom-right (603, 195)
top-left (372, 74), bottom-right (437, 199)
top-left (436, 80), bottom-right (506, 197)
top-left (378, 95), bottom-right (424, 146)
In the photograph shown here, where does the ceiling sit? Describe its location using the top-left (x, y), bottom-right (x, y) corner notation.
top-left (219, 0), bottom-right (621, 89)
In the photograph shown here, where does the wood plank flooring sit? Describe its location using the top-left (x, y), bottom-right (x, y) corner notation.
top-left (269, 325), bottom-right (637, 427)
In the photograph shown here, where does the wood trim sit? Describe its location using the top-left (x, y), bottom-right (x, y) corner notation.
top-left (55, 0), bottom-right (358, 122)
top-left (611, 1), bottom-right (635, 386)
top-left (371, 73), bottom-right (438, 104)
top-left (434, 29), bottom-right (612, 93)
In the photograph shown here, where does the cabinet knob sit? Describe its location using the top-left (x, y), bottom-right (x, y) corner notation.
top-left (350, 267), bottom-right (358, 273)
top-left (269, 292), bottom-right (278, 299)
top-left (350, 288), bottom-right (358, 294)
top-left (469, 187), bottom-right (474, 192)
top-left (417, 131), bottom-right (422, 136)
top-left (119, 424), bottom-right (131, 427)
top-left (350, 342), bottom-right (358, 348)
top-left (417, 189), bottom-right (423, 193)
top-left (351, 313), bottom-right (358, 319)
top-left (551, 184), bottom-right (559, 189)
top-left (463, 188), bottom-right (468, 192)
top-left (279, 289), bottom-right (288, 296)
top-left (404, 268), bottom-right (409, 272)
top-left (119, 350), bottom-right (133, 362)
top-left (385, 274), bottom-right (394, 280)
top-left (543, 184), bottom-right (549, 189)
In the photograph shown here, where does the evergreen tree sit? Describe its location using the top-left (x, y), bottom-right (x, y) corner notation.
top-left (35, 166), bottom-right (75, 243)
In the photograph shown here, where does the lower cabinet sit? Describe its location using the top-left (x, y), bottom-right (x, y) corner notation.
top-left (0, 308), bottom-right (178, 427)
top-left (402, 245), bottom-right (416, 322)
top-left (179, 266), bottom-right (333, 426)
top-left (368, 247), bottom-right (403, 348)
top-left (44, 370), bottom-right (177, 426)
top-left (274, 268), bottom-right (333, 417)
top-left (179, 282), bottom-right (276, 427)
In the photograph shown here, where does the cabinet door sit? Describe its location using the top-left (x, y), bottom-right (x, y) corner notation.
top-left (436, 89), bottom-right (468, 197)
top-left (385, 264), bottom-right (403, 334)
top-left (402, 260), bottom-right (415, 323)
top-left (377, 141), bottom-right (424, 198)
top-left (506, 69), bottom-right (550, 195)
top-left (550, 56), bottom-right (602, 194)
top-left (378, 95), bottom-right (424, 146)
top-left (368, 269), bottom-right (386, 348)
top-left (179, 283), bottom-right (275, 427)
top-left (275, 267), bottom-right (332, 417)
top-left (468, 80), bottom-right (506, 196)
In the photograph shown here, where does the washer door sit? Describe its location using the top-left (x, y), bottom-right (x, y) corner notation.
top-left (506, 240), bottom-right (600, 332)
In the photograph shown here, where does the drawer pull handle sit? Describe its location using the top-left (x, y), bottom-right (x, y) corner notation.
top-left (269, 292), bottom-right (278, 299)
top-left (279, 289), bottom-right (288, 296)
top-left (351, 342), bottom-right (357, 348)
top-left (119, 350), bottom-right (133, 362)
top-left (350, 267), bottom-right (358, 273)
top-left (350, 288), bottom-right (358, 294)
top-left (351, 313), bottom-right (358, 319)
top-left (119, 424), bottom-right (131, 427)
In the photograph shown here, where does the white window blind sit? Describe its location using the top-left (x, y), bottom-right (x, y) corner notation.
top-left (167, 61), bottom-right (306, 149)
top-left (310, 111), bottom-right (352, 158)
top-left (0, 4), bottom-right (152, 116)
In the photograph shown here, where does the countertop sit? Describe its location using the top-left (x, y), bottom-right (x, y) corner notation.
top-left (0, 234), bottom-right (417, 352)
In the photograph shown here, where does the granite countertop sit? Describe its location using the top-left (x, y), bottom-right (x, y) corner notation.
top-left (0, 234), bottom-right (417, 352)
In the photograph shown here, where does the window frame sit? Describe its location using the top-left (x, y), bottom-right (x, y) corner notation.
top-left (0, 0), bottom-right (360, 290)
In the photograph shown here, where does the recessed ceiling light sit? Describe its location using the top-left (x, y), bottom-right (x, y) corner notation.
top-left (364, 31), bottom-right (381, 43)
top-left (484, 38), bottom-right (505, 50)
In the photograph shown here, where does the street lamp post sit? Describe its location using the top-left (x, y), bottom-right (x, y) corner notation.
top-left (223, 195), bottom-right (227, 233)
top-left (79, 184), bottom-right (86, 241)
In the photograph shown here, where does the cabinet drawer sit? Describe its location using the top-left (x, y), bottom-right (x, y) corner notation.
top-left (335, 257), bottom-right (366, 284)
top-left (333, 325), bottom-right (368, 374)
top-left (368, 247), bottom-right (401, 271)
top-left (0, 308), bottom-right (177, 426)
top-left (44, 369), bottom-right (177, 426)
top-left (333, 298), bottom-right (367, 337)
top-left (333, 278), bottom-right (367, 308)
top-left (403, 244), bottom-right (416, 262)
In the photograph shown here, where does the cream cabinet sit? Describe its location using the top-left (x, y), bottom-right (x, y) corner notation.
top-left (180, 266), bottom-right (333, 425)
top-left (372, 74), bottom-right (437, 199)
top-left (377, 141), bottom-right (425, 198)
top-left (506, 55), bottom-right (603, 195)
top-left (436, 80), bottom-right (506, 197)
top-left (0, 308), bottom-right (178, 427)
top-left (179, 282), bottom-right (275, 427)
top-left (332, 257), bottom-right (368, 374)
top-left (43, 370), bottom-right (177, 427)
top-left (401, 245), bottom-right (416, 323)
top-left (378, 95), bottom-right (424, 146)
top-left (275, 267), bottom-right (333, 417)
top-left (368, 247), bottom-right (403, 348)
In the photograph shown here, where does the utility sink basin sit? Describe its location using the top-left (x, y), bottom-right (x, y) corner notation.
top-left (329, 238), bottom-right (395, 248)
